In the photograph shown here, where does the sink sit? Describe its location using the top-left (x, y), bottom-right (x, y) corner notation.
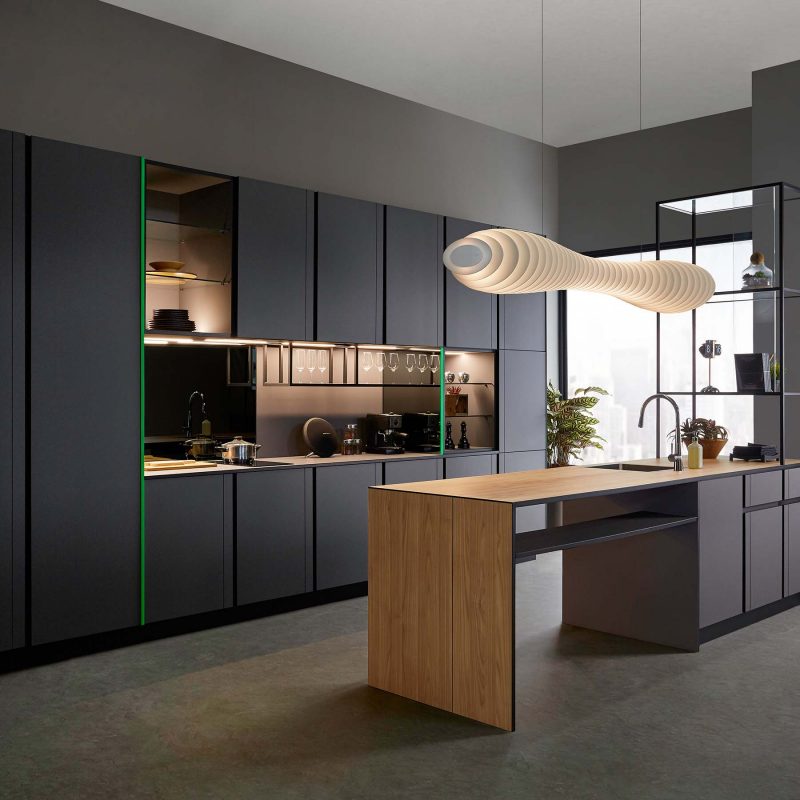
top-left (590, 463), bottom-right (673, 472)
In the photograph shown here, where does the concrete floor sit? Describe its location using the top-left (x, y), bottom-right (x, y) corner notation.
top-left (1, 553), bottom-right (799, 800)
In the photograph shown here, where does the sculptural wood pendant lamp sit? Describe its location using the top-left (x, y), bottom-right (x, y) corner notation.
top-left (442, 1), bottom-right (715, 314)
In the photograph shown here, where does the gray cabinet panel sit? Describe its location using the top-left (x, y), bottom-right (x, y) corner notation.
top-left (237, 178), bottom-right (311, 340)
top-left (784, 503), bottom-right (800, 597)
top-left (385, 206), bottom-right (441, 346)
top-left (785, 468), bottom-right (800, 500)
top-left (0, 130), bottom-right (10, 651)
top-left (698, 476), bottom-right (744, 627)
top-left (30, 138), bottom-right (140, 645)
top-left (501, 350), bottom-right (546, 452)
top-left (745, 506), bottom-right (783, 611)
top-left (444, 217), bottom-right (496, 349)
top-left (445, 454), bottom-right (496, 478)
top-left (501, 450), bottom-right (546, 533)
top-left (145, 476), bottom-right (226, 623)
top-left (316, 463), bottom-right (380, 589)
top-left (316, 193), bottom-right (380, 344)
top-left (236, 469), bottom-right (308, 605)
top-left (384, 458), bottom-right (441, 485)
top-left (500, 294), bottom-right (546, 351)
top-left (744, 471), bottom-right (782, 507)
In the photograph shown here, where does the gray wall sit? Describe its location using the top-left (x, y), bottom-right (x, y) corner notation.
top-left (558, 109), bottom-right (751, 253)
top-left (0, 0), bottom-right (556, 235)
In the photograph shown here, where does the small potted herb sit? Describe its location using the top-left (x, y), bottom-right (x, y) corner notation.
top-left (546, 382), bottom-right (609, 467)
top-left (675, 417), bottom-right (729, 459)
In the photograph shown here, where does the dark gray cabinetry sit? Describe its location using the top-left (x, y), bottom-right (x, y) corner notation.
top-left (444, 217), bottom-right (496, 349)
top-left (237, 179), bottom-right (311, 340)
top-left (384, 458), bottom-right (441, 485)
top-left (698, 476), bottom-right (744, 627)
top-left (0, 130), bottom-right (11, 651)
top-left (236, 469), bottom-right (310, 604)
top-left (500, 294), bottom-right (546, 351)
top-left (745, 506), bottom-right (783, 611)
top-left (445, 454), bottom-right (497, 478)
top-left (786, 468), bottom-right (800, 500)
top-left (145, 475), bottom-right (232, 623)
top-left (500, 350), bottom-right (546, 452)
top-left (785, 503), bottom-right (800, 597)
top-left (316, 193), bottom-right (381, 344)
top-left (315, 463), bottom-right (380, 590)
top-left (29, 138), bottom-right (140, 645)
top-left (744, 471), bottom-right (783, 507)
top-left (384, 206), bottom-right (441, 346)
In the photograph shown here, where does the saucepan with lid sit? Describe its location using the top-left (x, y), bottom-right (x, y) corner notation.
top-left (216, 436), bottom-right (261, 465)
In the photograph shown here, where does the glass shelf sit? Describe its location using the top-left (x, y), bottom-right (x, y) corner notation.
top-left (145, 219), bottom-right (230, 242)
top-left (145, 272), bottom-right (228, 287)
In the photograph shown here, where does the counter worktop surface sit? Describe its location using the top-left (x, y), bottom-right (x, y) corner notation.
top-left (376, 457), bottom-right (799, 506)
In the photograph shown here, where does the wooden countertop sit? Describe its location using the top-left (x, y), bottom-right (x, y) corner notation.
top-left (375, 457), bottom-right (799, 506)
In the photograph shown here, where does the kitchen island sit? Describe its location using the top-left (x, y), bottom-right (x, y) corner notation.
top-left (368, 457), bottom-right (800, 730)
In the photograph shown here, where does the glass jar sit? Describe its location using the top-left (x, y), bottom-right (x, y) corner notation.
top-left (742, 251), bottom-right (774, 289)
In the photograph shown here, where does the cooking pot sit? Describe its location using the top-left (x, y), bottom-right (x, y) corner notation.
top-left (216, 436), bottom-right (261, 465)
top-left (184, 436), bottom-right (218, 460)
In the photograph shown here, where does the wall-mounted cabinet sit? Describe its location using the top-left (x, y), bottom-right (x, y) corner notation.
top-left (500, 293), bottom-right (546, 351)
top-left (444, 350), bottom-right (496, 450)
top-left (500, 349), bottom-right (546, 453)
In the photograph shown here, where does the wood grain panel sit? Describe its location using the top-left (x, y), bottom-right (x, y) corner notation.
top-left (368, 489), bottom-right (453, 710)
top-left (452, 499), bottom-right (514, 730)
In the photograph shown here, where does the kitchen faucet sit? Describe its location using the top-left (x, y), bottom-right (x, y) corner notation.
top-left (184, 390), bottom-right (207, 438)
top-left (637, 393), bottom-right (683, 471)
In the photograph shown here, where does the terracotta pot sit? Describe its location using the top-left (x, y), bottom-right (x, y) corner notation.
top-left (682, 437), bottom-right (727, 459)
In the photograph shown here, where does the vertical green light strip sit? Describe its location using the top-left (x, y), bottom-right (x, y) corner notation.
top-left (140, 157), bottom-right (146, 626)
top-left (439, 347), bottom-right (445, 455)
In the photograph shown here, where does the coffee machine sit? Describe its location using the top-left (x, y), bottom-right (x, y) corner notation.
top-left (365, 413), bottom-right (406, 454)
top-left (401, 412), bottom-right (440, 452)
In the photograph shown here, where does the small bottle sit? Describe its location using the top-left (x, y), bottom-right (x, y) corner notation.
top-left (688, 432), bottom-right (703, 469)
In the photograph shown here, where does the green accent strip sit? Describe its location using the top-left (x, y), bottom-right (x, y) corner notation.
top-left (140, 157), bottom-right (146, 626)
top-left (440, 347), bottom-right (445, 455)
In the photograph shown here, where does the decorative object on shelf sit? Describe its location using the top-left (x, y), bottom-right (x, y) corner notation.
top-left (676, 418), bottom-right (729, 460)
top-left (302, 417), bottom-right (340, 458)
top-left (149, 308), bottom-right (196, 331)
top-left (215, 436), bottom-right (261, 466)
top-left (457, 371), bottom-right (470, 383)
top-left (445, 386), bottom-right (468, 416)
top-left (770, 356), bottom-right (781, 392)
top-left (445, 371), bottom-right (456, 383)
top-left (444, 421), bottom-right (455, 450)
top-left (442, 229), bottom-right (715, 313)
top-left (149, 260), bottom-right (186, 272)
top-left (742, 251), bottom-right (774, 289)
top-left (734, 353), bottom-right (772, 392)
top-left (457, 421), bottom-right (470, 450)
top-left (546, 381), bottom-right (609, 467)
top-left (729, 443), bottom-right (779, 463)
top-left (697, 339), bottom-right (722, 393)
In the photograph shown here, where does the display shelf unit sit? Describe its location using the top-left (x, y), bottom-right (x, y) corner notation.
top-left (656, 182), bottom-right (800, 462)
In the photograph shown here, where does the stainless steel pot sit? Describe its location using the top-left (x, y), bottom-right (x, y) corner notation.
top-left (216, 436), bottom-right (261, 465)
top-left (184, 436), bottom-right (218, 460)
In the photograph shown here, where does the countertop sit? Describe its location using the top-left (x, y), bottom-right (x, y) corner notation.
top-left (375, 457), bottom-right (800, 506)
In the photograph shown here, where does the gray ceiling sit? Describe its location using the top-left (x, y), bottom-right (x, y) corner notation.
top-left (102, 0), bottom-right (800, 147)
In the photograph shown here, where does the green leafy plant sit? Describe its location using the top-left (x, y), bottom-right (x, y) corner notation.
top-left (675, 417), bottom-right (729, 445)
top-left (546, 382), bottom-right (609, 466)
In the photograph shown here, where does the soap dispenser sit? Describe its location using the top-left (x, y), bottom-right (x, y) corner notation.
top-left (688, 432), bottom-right (703, 470)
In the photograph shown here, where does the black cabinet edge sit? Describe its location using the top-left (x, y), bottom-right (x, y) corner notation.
top-left (700, 593), bottom-right (800, 644)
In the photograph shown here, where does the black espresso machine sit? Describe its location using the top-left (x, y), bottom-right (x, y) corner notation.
top-left (401, 412), bottom-right (440, 452)
top-left (365, 413), bottom-right (406, 454)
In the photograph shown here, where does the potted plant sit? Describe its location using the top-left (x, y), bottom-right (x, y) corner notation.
top-left (675, 417), bottom-right (729, 459)
top-left (546, 382), bottom-right (608, 467)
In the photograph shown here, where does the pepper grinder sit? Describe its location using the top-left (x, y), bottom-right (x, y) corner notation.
top-left (457, 421), bottom-right (470, 449)
top-left (444, 421), bottom-right (455, 450)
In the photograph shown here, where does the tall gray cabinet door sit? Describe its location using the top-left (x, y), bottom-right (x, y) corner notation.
top-left (500, 350), bottom-right (546, 452)
top-left (785, 503), bottom-right (800, 597)
top-left (316, 193), bottom-right (381, 344)
top-left (237, 469), bottom-right (308, 604)
top-left (315, 463), bottom-right (379, 590)
top-left (30, 138), bottom-right (140, 645)
top-left (444, 217), bottom-right (496, 349)
top-left (0, 130), bottom-right (11, 651)
top-left (698, 476), bottom-right (743, 627)
top-left (385, 206), bottom-right (441, 346)
top-left (237, 179), bottom-right (311, 340)
top-left (500, 293), bottom-right (546, 351)
top-left (145, 475), bottom-right (226, 623)
top-left (745, 506), bottom-right (783, 611)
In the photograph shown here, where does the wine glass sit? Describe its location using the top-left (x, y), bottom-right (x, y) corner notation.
top-left (377, 352), bottom-right (387, 372)
top-left (405, 353), bottom-right (416, 373)
top-left (417, 354), bottom-right (429, 376)
top-left (307, 349), bottom-right (316, 377)
top-left (388, 353), bottom-right (399, 372)
top-left (362, 351), bottom-right (373, 372)
top-left (317, 349), bottom-right (328, 378)
top-left (295, 348), bottom-right (305, 378)
top-left (430, 353), bottom-right (440, 374)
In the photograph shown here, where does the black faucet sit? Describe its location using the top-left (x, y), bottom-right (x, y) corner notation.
top-left (637, 393), bottom-right (683, 471)
top-left (184, 390), bottom-right (207, 438)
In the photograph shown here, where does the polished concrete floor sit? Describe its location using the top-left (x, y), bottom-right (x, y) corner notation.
top-left (2, 553), bottom-right (799, 800)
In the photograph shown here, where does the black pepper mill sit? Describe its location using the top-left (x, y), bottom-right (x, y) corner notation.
top-left (444, 421), bottom-right (455, 450)
top-left (457, 421), bottom-right (470, 449)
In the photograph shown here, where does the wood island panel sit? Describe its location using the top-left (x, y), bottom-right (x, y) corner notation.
top-left (368, 489), bottom-right (454, 711)
top-left (452, 499), bottom-right (514, 731)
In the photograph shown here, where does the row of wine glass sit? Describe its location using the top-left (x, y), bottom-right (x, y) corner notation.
top-left (361, 351), bottom-right (440, 375)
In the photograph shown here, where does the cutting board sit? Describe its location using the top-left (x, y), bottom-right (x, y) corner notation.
top-left (144, 460), bottom-right (218, 471)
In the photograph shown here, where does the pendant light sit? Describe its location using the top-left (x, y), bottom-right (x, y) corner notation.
top-left (442, 0), bottom-right (715, 314)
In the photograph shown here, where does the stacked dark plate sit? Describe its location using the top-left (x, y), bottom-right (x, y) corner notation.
top-left (149, 309), bottom-right (196, 332)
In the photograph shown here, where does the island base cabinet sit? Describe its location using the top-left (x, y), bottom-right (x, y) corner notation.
top-left (236, 469), bottom-right (310, 605)
top-left (145, 475), bottom-right (231, 624)
top-left (315, 463), bottom-right (380, 590)
top-left (745, 507), bottom-right (783, 612)
top-left (785, 503), bottom-right (800, 597)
